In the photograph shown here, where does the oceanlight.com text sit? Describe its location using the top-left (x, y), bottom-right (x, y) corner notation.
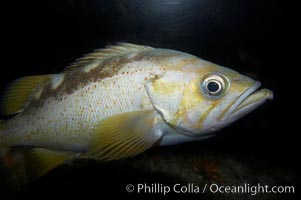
top-left (125, 183), bottom-right (295, 196)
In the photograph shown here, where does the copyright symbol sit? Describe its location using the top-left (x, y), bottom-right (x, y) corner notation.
top-left (126, 184), bottom-right (134, 193)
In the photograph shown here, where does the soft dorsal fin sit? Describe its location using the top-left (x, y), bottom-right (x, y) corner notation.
top-left (1, 75), bottom-right (50, 116)
top-left (64, 43), bottom-right (153, 71)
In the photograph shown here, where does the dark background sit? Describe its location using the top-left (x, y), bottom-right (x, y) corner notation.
top-left (1, 0), bottom-right (299, 199)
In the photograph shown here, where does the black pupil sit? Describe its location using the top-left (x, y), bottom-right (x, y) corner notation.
top-left (207, 81), bottom-right (220, 93)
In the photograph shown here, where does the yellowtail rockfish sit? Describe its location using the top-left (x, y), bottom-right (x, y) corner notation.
top-left (0, 43), bottom-right (272, 184)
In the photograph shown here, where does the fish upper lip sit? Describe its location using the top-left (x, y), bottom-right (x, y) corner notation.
top-left (221, 81), bottom-right (273, 121)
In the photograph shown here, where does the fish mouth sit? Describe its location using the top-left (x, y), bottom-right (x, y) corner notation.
top-left (221, 82), bottom-right (273, 121)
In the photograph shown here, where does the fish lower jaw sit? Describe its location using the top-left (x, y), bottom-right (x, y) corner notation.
top-left (220, 82), bottom-right (263, 121)
top-left (233, 88), bottom-right (273, 114)
top-left (222, 88), bottom-right (273, 124)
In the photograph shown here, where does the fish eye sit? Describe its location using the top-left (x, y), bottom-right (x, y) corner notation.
top-left (206, 81), bottom-right (221, 93)
top-left (201, 73), bottom-right (228, 99)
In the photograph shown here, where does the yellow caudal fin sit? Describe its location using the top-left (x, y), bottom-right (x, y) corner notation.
top-left (88, 110), bottom-right (163, 161)
top-left (1, 75), bottom-right (50, 116)
top-left (0, 147), bottom-right (76, 188)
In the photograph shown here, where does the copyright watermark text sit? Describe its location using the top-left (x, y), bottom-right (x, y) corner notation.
top-left (125, 183), bottom-right (295, 195)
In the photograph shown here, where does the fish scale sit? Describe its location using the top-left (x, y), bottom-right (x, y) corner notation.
top-left (4, 72), bottom-right (153, 150)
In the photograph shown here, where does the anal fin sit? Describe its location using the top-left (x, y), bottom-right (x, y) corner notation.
top-left (0, 147), bottom-right (76, 188)
top-left (24, 148), bottom-right (76, 180)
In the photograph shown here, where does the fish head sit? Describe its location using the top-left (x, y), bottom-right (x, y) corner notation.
top-left (145, 60), bottom-right (273, 137)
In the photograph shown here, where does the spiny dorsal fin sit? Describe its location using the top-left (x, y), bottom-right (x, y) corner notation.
top-left (64, 43), bottom-right (154, 71)
top-left (1, 75), bottom-right (50, 116)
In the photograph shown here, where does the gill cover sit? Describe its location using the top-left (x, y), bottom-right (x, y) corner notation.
top-left (145, 72), bottom-right (185, 124)
top-left (145, 71), bottom-right (200, 127)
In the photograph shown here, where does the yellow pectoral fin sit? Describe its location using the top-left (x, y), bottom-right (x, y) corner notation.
top-left (1, 75), bottom-right (50, 116)
top-left (23, 148), bottom-right (76, 180)
top-left (88, 111), bottom-right (163, 161)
